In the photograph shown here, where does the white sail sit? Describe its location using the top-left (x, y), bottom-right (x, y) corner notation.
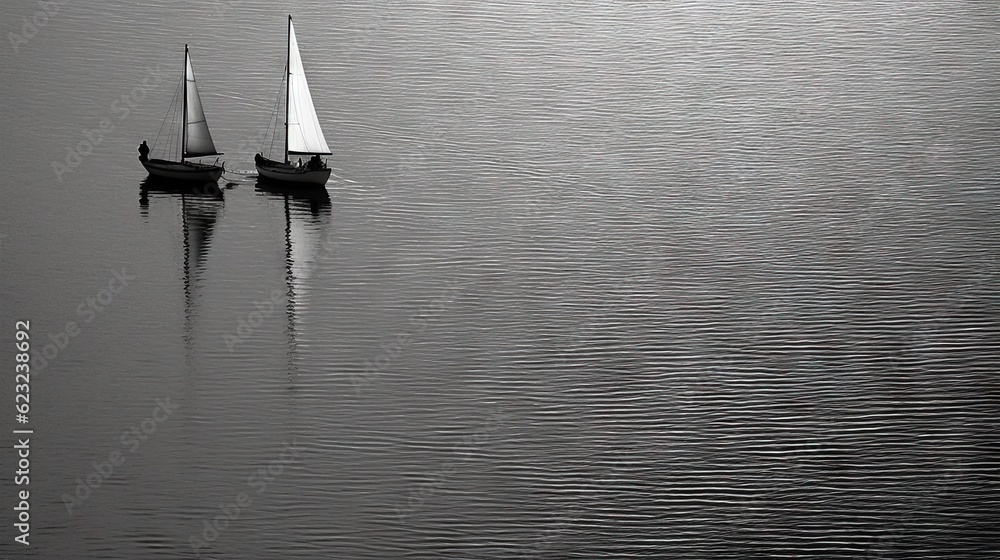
top-left (184, 52), bottom-right (220, 158)
top-left (287, 21), bottom-right (331, 155)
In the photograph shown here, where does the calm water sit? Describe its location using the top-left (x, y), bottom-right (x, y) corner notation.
top-left (1, 1), bottom-right (998, 558)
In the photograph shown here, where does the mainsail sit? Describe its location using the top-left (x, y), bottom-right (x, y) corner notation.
top-left (184, 50), bottom-right (220, 158)
top-left (286, 20), bottom-right (331, 156)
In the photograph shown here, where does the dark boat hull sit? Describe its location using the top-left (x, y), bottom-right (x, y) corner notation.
top-left (255, 157), bottom-right (331, 186)
top-left (141, 158), bottom-right (224, 182)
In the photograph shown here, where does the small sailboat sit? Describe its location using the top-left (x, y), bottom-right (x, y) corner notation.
top-left (255, 15), bottom-right (332, 186)
top-left (140, 45), bottom-right (224, 183)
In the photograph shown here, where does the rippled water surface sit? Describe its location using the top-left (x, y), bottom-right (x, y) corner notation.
top-left (1, 1), bottom-right (998, 558)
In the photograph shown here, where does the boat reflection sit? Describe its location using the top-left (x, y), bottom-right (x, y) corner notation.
top-left (254, 177), bottom-right (331, 212)
top-left (139, 177), bottom-right (224, 355)
top-left (139, 176), bottom-right (225, 218)
top-left (254, 178), bottom-right (332, 377)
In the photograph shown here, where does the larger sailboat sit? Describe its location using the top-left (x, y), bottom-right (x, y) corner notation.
top-left (255, 15), bottom-right (333, 186)
top-left (140, 45), bottom-right (225, 183)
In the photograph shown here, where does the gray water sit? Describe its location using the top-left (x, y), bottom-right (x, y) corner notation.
top-left (1, 1), bottom-right (998, 558)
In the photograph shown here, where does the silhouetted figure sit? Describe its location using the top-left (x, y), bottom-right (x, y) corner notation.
top-left (308, 154), bottom-right (322, 170)
top-left (255, 153), bottom-right (264, 165)
top-left (138, 140), bottom-right (150, 161)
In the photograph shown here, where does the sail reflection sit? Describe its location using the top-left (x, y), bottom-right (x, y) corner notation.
top-left (139, 178), bottom-right (224, 355)
top-left (254, 178), bottom-right (332, 375)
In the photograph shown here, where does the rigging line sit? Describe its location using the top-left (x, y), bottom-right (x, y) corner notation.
top-left (151, 75), bottom-right (183, 157)
top-left (167, 91), bottom-right (177, 160)
top-left (263, 82), bottom-right (279, 156)
top-left (168, 69), bottom-right (184, 161)
top-left (168, 85), bottom-right (181, 161)
top-left (260, 66), bottom-right (285, 157)
top-left (266, 68), bottom-right (286, 159)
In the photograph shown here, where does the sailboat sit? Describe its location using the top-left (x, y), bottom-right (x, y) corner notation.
top-left (140, 45), bottom-right (224, 183)
top-left (255, 15), bottom-right (332, 186)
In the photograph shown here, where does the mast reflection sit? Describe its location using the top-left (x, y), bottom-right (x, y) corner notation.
top-left (139, 177), bottom-right (224, 358)
top-left (254, 178), bottom-right (331, 380)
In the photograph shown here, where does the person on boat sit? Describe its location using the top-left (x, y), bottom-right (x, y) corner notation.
top-left (254, 153), bottom-right (264, 165)
top-left (308, 154), bottom-right (323, 170)
top-left (137, 140), bottom-right (150, 161)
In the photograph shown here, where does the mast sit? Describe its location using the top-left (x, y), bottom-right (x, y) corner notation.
top-left (284, 15), bottom-right (291, 164)
top-left (182, 44), bottom-right (188, 163)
